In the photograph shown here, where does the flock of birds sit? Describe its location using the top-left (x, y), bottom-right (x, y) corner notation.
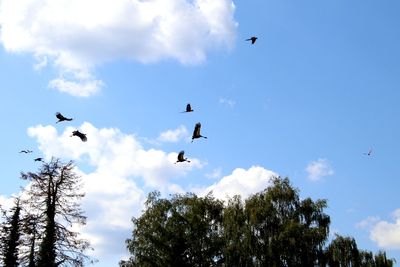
top-left (175, 103), bottom-right (208, 164)
top-left (19, 112), bottom-right (88, 162)
top-left (18, 105), bottom-right (209, 164)
top-left (18, 37), bottom-right (259, 165)
top-left (19, 36), bottom-right (373, 164)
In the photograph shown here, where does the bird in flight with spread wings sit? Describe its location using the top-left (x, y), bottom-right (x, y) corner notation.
top-left (192, 122), bottom-right (207, 143)
top-left (34, 157), bottom-right (43, 162)
top-left (175, 150), bottom-right (191, 164)
top-left (181, 103), bottom-right (194, 113)
top-left (19, 149), bottom-right (33, 154)
top-left (363, 149), bottom-right (372, 156)
top-left (56, 112), bottom-right (73, 123)
top-left (246, 36), bottom-right (258, 44)
top-left (71, 130), bottom-right (87, 142)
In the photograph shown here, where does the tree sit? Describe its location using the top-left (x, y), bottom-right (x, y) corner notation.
top-left (1, 198), bottom-right (22, 267)
top-left (122, 177), bottom-right (393, 267)
top-left (21, 158), bottom-right (92, 266)
top-left (325, 235), bottom-right (396, 267)
top-left (122, 192), bottom-right (224, 267)
top-left (240, 177), bottom-right (330, 266)
top-left (325, 234), bottom-right (360, 267)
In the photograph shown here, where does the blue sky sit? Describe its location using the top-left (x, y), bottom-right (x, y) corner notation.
top-left (1, 0), bottom-right (400, 265)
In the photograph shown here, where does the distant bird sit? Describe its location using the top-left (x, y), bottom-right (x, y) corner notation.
top-left (19, 150), bottom-right (33, 154)
top-left (192, 122), bottom-right (207, 142)
top-left (175, 151), bottom-right (191, 164)
top-left (363, 149), bottom-right (372, 156)
top-left (56, 112), bottom-right (73, 123)
top-left (246, 36), bottom-right (258, 44)
top-left (181, 103), bottom-right (194, 113)
top-left (34, 157), bottom-right (43, 162)
top-left (71, 130), bottom-right (87, 142)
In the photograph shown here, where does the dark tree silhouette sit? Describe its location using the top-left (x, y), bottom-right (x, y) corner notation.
top-left (20, 158), bottom-right (92, 266)
top-left (1, 198), bottom-right (22, 267)
top-left (18, 213), bottom-right (41, 267)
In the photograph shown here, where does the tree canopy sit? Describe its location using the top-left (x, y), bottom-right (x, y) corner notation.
top-left (122, 177), bottom-right (395, 267)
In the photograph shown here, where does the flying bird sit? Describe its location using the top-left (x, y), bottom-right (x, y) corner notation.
top-left (56, 112), bottom-right (73, 123)
top-left (246, 36), bottom-right (258, 44)
top-left (34, 157), bottom-right (43, 162)
top-left (181, 103), bottom-right (194, 113)
top-left (71, 130), bottom-right (87, 142)
top-left (19, 150), bottom-right (33, 154)
top-left (192, 122), bottom-right (207, 142)
top-left (175, 151), bottom-right (191, 164)
top-left (363, 149), bottom-right (372, 156)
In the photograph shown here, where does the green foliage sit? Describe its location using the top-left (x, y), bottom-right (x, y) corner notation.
top-left (122, 192), bottom-right (224, 266)
top-left (122, 177), bottom-right (395, 267)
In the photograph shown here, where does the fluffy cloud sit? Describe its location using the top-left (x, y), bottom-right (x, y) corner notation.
top-left (201, 166), bottom-right (278, 200)
top-left (359, 210), bottom-right (400, 250)
top-left (15, 122), bottom-right (279, 263)
top-left (205, 167), bottom-right (222, 179)
top-left (26, 122), bottom-right (203, 260)
top-left (305, 158), bottom-right (334, 181)
top-left (0, 0), bottom-right (237, 97)
top-left (157, 125), bottom-right (189, 143)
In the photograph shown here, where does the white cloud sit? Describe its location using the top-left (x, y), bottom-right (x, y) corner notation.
top-left (219, 97), bottom-right (236, 108)
top-left (201, 166), bottom-right (277, 200)
top-left (359, 210), bottom-right (400, 250)
top-left (305, 158), bottom-right (334, 181)
top-left (157, 125), bottom-right (189, 143)
top-left (205, 167), bottom-right (222, 179)
top-left (26, 122), bottom-right (203, 260)
top-left (49, 77), bottom-right (104, 97)
top-left (356, 216), bottom-right (380, 229)
top-left (0, 0), bottom-right (237, 97)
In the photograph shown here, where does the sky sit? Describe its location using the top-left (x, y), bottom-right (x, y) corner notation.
top-left (1, 0), bottom-right (400, 265)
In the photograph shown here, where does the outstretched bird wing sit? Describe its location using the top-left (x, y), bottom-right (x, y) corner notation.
top-left (56, 112), bottom-right (66, 120)
top-left (178, 151), bottom-right (185, 161)
top-left (193, 123), bottom-right (201, 137)
top-left (78, 132), bottom-right (87, 142)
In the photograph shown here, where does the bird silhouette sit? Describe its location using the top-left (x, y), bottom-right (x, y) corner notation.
top-left (71, 130), bottom-right (87, 142)
top-left (56, 112), bottom-right (73, 123)
top-left (363, 149), bottom-right (372, 156)
top-left (19, 150), bottom-right (33, 154)
top-left (192, 122), bottom-right (207, 142)
top-left (175, 150), bottom-right (191, 164)
top-left (34, 157), bottom-right (43, 162)
top-left (181, 103), bottom-right (194, 113)
top-left (246, 36), bottom-right (258, 44)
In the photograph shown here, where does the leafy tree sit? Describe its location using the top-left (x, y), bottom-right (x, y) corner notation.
top-left (373, 251), bottom-right (395, 267)
top-left (325, 234), bottom-right (360, 267)
top-left (1, 198), bottom-right (22, 267)
top-left (325, 235), bottom-right (396, 267)
top-left (242, 177), bottom-right (330, 266)
top-left (122, 192), bottom-right (224, 267)
top-left (21, 158), bottom-right (92, 266)
top-left (122, 176), bottom-right (393, 267)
